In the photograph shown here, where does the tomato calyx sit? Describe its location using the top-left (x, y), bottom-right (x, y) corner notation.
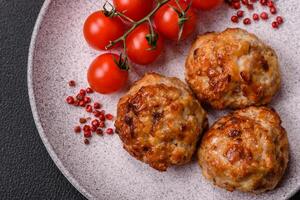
top-left (145, 22), bottom-right (159, 50)
top-left (169, 0), bottom-right (193, 41)
top-left (113, 53), bottom-right (129, 71)
top-left (103, 2), bottom-right (117, 18)
top-left (103, 1), bottom-right (136, 23)
top-left (145, 32), bottom-right (159, 50)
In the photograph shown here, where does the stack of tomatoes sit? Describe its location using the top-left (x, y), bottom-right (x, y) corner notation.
top-left (83, 0), bottom-right (223, 94)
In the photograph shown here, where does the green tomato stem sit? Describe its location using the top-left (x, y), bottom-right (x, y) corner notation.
top-left (105, 0), bottom-right (170, 50)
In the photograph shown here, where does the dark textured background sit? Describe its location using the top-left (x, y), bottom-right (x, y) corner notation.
top-left (0, 0), bottom-right (85, 199)
top-left (0, 0), bottom-right (298, 199)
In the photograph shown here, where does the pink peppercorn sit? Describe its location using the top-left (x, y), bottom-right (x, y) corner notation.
top-left (231, 15), bottom-right (239, 23)
top-left (83, 125), bottom-right (91, 132)
top-left (86, 105), bottom-right (93, 113)
top-left (84, 131), bottom-right (92, 138)
top-left (79, 89), bottom-right (86, 96)
top-left (243, 18), bottom-right (251, 25)
top-left (237, 10), bottom-right (244, 18)
top-left (232, 2), bottom-right (241, 9)
top-left (84, 96), bottom-right (91, 104)
top-left (96, 129), bottom-right (103, 135)
top-left (270, 6), bottom-right (277, 14)
top-left (74, 126), bottom-right (81, 133)
top-left (86, 87), bottom-right (94, 93)
top-left (68, 80), bottom-right (76, 87)
top-left (84, 139), bottom-right (90, 145)
top-left (94, 102), bottom-right (101, 109)
top-left (276, 16), bottom-right (283, 24)
top-left (106, 128), bottom-right (114, 135)
top-left (92, 119), bottom-right (100, 127)
top-left (260, 12), bottom-right (268, 20)
top-left (99, 121), bottom-right (105, 128)
top-left (91, 126), bottom-right (97, 132)
top-left (253, 13), bottom-right (259, 21)
top-left (66, 96), bottom-right (74, 104)
top-left (272, 21), bottom-right (279, 29)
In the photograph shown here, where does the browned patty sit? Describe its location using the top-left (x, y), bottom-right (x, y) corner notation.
top-left (185, 28), bottom-right (281, 109)
top-left (115, 73), bottom-right (208, 171)
top-left (198, 106), bottom-right (289, 193)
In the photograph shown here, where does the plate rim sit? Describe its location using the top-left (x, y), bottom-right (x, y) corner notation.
top-left (27, 0), bottom-right (91, 199)
top-left (27, 0), bottom-right (300, 199)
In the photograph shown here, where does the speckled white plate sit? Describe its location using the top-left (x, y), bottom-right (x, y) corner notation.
top-left (28, 0), bottom-right (300, 199)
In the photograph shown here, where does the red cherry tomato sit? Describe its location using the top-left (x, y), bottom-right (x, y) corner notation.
top-left (126, 23), bottom-right (164, 65)
top-left (154, 0), bottom-right (197, 41)
top-left (188, 0), bottom-right (223, 11)
top-left (113, 0), bottom-right (154, 21)
top-left (83, 11), bottom-right (125, 50)
top-left (87, 53), bottom-right (128, 94)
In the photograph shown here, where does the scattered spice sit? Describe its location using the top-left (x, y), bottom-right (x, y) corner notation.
top-left (84, 138), bottom-right (90, 145)
top-left (91, 126), bottom-right (97, 132)
top-left (68, 80), bottom-right (76, 87)
top-left (76, 94), bottom-right (84, 101)
top-left (79, 118), bottom-right (87, 124)
top-left (93, 110), bottom-right (101, 117)
top-left (93, 102), bottom-right (101, 109)
top-left (272, 21), bottom-right (279, 29)
top-left (99, 121), bottom-right (106, 128)
top-left (237, 10), bottom-right (244, 18)
top-left (99, 113), bottom-right (106, 121)
top-left (227, 0), bottom-right (284, 29)
top-left (276, 16), bottom-right (283, 24)
top-left (84, 130), bottom-right (92, 138)
top-left (267, 1), bottom-right (274, 7)
top-left (83, 125), bottom-right (91, 132)
top-left (243, 18), bottom-right (251, 25)
top-left (96, 129), bottom-right (103, 135)
top-left (106, 128), bottom-right (114, 135)
top-left (105, 114), bottom-right (114, 120)
top-left (86, 105), bottom-right (93, 113)
top-left (246, 3), bottom-right (254, 10)
top-left (66, 81), bottom-right (115, 144)
top-left (232, 1), bottom-right (241, 9)
top-left (86, 87), bottom-right (94, 93)
top-left (66, 96), bottom-right (74, 104)
top-left (84, 96), bottom-right (91, 104)
top-left (260, 12), bottom-right (268, 20)
top-left (79, 100), bottom-right (85, 107)
top-left (92, 119), bottom-right (100, 127)
top-left (270, 6), bottom-right (276, 14)
top-left (253, 13), bottom-right (259, 21)
top-left (74, 126), bottom-right (81, 133)
top-left (231, 15), bottom-right (239, 23)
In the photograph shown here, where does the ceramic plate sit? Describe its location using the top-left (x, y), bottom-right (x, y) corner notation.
top-left (28, 0), bottom-right (300, 199)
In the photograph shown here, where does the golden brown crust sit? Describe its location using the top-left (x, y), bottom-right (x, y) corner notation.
top-left (185, 28), bottom-right (281, 109)
top-left (198, 106), bottom-right (289, 193)
top-left (115, 73), bottom-right (208, 171)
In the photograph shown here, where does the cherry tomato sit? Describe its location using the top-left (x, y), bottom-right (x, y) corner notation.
top-left (154, 0), bottom-right (197, 41)
top-left (83, 11), bottom-right (125, 50)
top-left (87, 53), bottom-right (128, 94)
top-left (126, 23), bottom-right (164, 65)
top-left (113, 0), bottom-right (154, 21)
top-left (188, 0), bottom-right (223, 11)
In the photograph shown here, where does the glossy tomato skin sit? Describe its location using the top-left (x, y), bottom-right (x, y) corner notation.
top-left (113, 0), bottom-right (154, 21)
top-left (188, 0), bottom-right (223, 11)
top-left (83, 11), bottom-right (125, 50)
top-left (87, 53), bottom-right (128, 94)
top-left (154, 0), bottom-right (197, 41)
top-left (126, 23), bottom-right (164, 65)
